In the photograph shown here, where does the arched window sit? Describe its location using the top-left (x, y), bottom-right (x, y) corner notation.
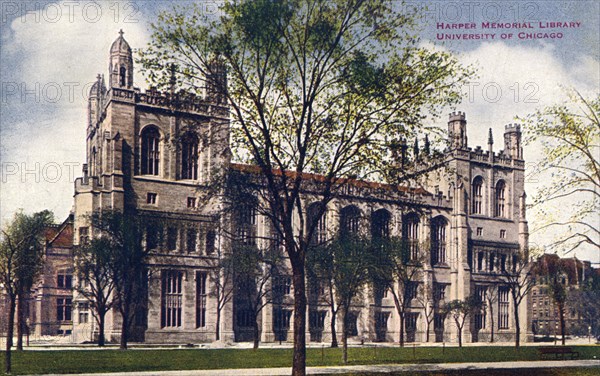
top-left (431, 216), bottom-right (448, 265)
top-left (307, 202), bottom-right (327, 245)
top-left (472, 176), bottom-right (483, 215)
top-left (402, 213), bottom-right (419, 261)
top-left (119, 66), bottom-right (126, 87)
top-left (340, 205), bottom-right (360, 239)
top-left (371, 209), bottom-right (391, 239)
top-left (181, 134), bottom-right (199, 180)
top-left (495, 180), bottom-right (506, 217)
top-left (141, 126), bottom-right (160, 175)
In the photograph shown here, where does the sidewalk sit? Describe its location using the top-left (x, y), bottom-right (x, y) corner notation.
top-left (32, 359), bottom-right (600, 376)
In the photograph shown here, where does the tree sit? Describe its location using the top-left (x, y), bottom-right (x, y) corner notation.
top-left (442, 295), bottom-right (483, 348)
top-left (306, 243), bottom-right (339, 348)
top-left (537, 254), bottom-right (578, 346)
top-left (208, 246), bottom-right (235, 342)
top-left (483, 286), bottom-right (499, 343)
top-left (501, 251), bottom-right (538, 348)
top-left (414, 280), bottom-right (435, 343)
top-left (87, 209), bottom-right (160, 349)
top-left (522, 90), bottom-right (600, 255)
top-left (569, 270), bottom-right (600, 340)
top-left (231, 243), bottom-right (281, 349)
top-left (373, 236), bottom-right (425, 347)
top-left (331, 236), bottom-right (371, 363)
top-left (0, 210), bottom-right (54, 374)
top-left (141, 1), bottom-right (473, 373)
top-left (74, 237), bottom-right (116, 346)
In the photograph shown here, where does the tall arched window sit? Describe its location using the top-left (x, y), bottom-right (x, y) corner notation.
top-left (402, 213), bottom-right (420, 261)
top-left (141, 126), bottom-right (160, 175)
top-left (340, 205), bottom-right (360, 239)
top-left (371, 209), bottom-right (391, 239)
top-left (119, 66), bottom-right (126, 87)
top-left (472, 176), bottom-right (483, 215)
top-left (236, 198), bottom-right (257, 245)
top-left (431, 216), bottom-right (448, 265)
top-left (307, 202), bottom-right (327, 245)
top-left (495, 180), bottom-right (506, 217)
top-left (181, 134), bottom-right (199, 180)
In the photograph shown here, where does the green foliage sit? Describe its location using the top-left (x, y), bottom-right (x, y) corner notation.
top-left (75, 237), bottom-right (117, 345)
top-left (522, 89), bottom-right (600, 254)
top-left (139, 0), bottom-right (475, 182)
top-left (0, 210), bottom-right (54, 294)
top-left (86, 209), bottom-right (166, 348)
top-left (140, 0), bottom-right (475, 370)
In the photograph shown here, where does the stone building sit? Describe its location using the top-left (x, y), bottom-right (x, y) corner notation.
top-left (529, 254), bottom-right (595, 337)
top-left (71, 32), bottom-right (530, 345)
top-left (0, 216), bottom-right (74, 340)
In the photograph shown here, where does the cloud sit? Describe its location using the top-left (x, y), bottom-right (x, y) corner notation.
top-left (454, 41), bottom-right (599, 262)
top-left (1, 0), bottom-right (150, 223)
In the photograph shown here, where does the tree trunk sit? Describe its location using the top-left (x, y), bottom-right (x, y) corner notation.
top-left (456, 319), bottom-right (462, 348)
top-left (291, 261), bottom-right (306, 376)
top-left (5, 295), bottom-right (16, 375)
top-left (120, 306), bottom-right (129, 350)
top-left (98, 312), bottom-right (106, 347)
top-left (341, 309), bottom-right (348, 364)
top-left (253, 314), bottom-right (260, 350)
top-left (558, 303), bottom-right (566, 346)
top-left (215, 308), bottom-right (221, 341)
top-left (399, 313), bottom-right (405, 347)
top-left (425, 319), bottom-right (430, 343)
top-left (330, 309), bottom-right (338, 348)
top-left (16, 291), bottom-right (25, 351)
top-left (513, 299), bottom-right (520, 348)
top-left (489, 302), bottom-right (495, 343)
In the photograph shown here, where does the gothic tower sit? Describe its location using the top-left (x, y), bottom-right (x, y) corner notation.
top-left (448, 111), bottom-right (468, 150)
top-left (109, 29), bottom-right (134, 89)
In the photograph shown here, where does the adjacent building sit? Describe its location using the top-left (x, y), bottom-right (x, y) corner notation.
top-left (529, 254), bottom-right (596, 337)
top-left (0, 216), bottom-right (74, 340)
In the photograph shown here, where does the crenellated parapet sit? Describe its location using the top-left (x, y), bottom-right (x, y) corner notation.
top-left (104, 86), bottom-right (230, 118)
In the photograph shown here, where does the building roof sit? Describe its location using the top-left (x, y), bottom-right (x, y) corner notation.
top-left (230, 163), bottom-right (431, 196)
top-left (535, 253), bottom-right (590, 285)
top-left (110, 30), bottom-right (132, 55)
top-left (44, 216), bottom-right (73, 249)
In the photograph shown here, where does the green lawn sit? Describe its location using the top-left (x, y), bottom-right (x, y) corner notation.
top-left (0, 345), bottom-right (598, 375)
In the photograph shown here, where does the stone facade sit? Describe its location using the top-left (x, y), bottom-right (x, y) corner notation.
top-left (529, 254), bottom-right (596, 337)
top-left (0, 216), bottom-right (74, 340)
top-left (71, 32), bottom-right (530, 345)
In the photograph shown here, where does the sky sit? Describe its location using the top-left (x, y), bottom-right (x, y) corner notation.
top-left (0, 0), bottom-right (598, 264)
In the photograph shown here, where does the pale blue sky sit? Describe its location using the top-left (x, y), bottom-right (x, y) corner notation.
top-left (0, 0), bottom-right (598, 263)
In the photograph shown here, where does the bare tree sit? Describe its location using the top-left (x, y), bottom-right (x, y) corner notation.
top-left (502, 251), bottom-right (538, 348)
top-left (415, 281), bottom-right (435, 343)
top-left (484, 286), bottom-right (499, 343)
top-left (208, 250), bottom-right (235, 342)
top-left (373, 237), bottom-right (425, 347)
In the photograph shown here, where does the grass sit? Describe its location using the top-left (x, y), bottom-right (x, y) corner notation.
top-left (346, 368), bottom-right (600, 376)
top-left (0, 345), bottom-right (598, 375)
